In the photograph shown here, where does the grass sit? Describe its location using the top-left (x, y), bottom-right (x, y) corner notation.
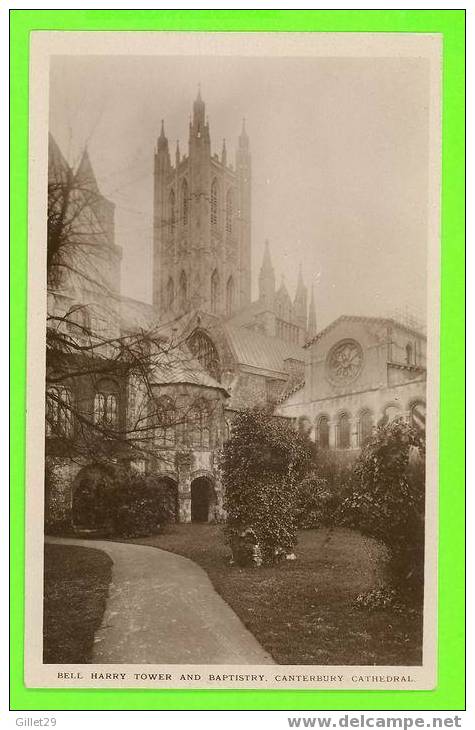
top-left (123, 525), bottom-right (423, 666)
top-left (43, 543), bottom-right (113, 663)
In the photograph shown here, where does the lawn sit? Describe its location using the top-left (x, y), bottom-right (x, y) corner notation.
top-left (123, 525), bottom-right (423, 666)
top-left (43, 543), bottom-right (113, 663)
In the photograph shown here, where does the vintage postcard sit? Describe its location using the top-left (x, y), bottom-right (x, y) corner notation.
top-left (24, 31), bottom-right (441, 691)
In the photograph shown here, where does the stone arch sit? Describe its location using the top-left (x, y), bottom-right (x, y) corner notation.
top-left (336, 410), bottom-right (351, 449)
top-left (379, 401), bottom-right (402, 427)
top-left (408, 399), bottom-right (426, 433)
top-left (190, 471), bottom-right (217, 523)
top-left (316, 413), bottom-right (331, 449)
top-left (358, 407), bottom-right (374, 446)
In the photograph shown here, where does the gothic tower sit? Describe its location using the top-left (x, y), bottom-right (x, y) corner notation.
top-left (152, 90), bottom-right (252, 321)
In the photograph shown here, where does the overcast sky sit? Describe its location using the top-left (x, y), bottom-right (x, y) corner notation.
top-left (49, 54), bottom-right (430, 330)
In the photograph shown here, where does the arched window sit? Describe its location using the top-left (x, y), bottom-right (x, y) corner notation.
top-left (181, 179), bottom-right (189, 226)
top-left (379, 403), bottom-right (401, 427)
top-left (93, 381), bottom-right (119, 429)
top-left (337, 412), bottom-right (351, 449)
top-left (166, 277), bottom-right (174, 310)
top-left (155, 395), bottom-right (176, 447)
top-left (359, 409), bottom-right (373, 446)
top-left (187, 329), bottom-right (221, 381)
top-left (226, 275), bottom-right (235, 317)
top-left (210, 179), bottom-right (218, 227)
top-left (46, 385), bottom-right (73, 437)
top-left (178, 271), bottom-right (187, 311)
top-left (317, 415), bottom-right (330, 449)
top-left (169, 189), bottom-right (176, 235)
top-left (406, 342), bottom-right (414, 365)
top-left (188, 399), bottom-right (210, 448)
top-left (210, 269), bottom-right (219, 314)
top-left (410, 400), bottom-right (426, 433)
top-left (225, 188), bottom-right (233, 234)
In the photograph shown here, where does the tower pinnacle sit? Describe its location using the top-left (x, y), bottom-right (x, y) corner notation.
top-left (307, 285), bottom-right (317, 341)
top-left (258, 239), bottom-right (275, 307)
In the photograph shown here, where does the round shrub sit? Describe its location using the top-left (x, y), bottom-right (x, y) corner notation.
top-left (221, 408), bottom-right (314, 565)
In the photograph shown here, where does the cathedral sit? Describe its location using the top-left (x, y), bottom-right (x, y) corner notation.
top-left (45, 90), bottom-right (426, 531)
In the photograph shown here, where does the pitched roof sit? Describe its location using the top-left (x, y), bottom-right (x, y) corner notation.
top-left (150, 346), bottom-right (229, 396)
top-left (305, 314), bottom-right (427, 348)
top-left (224, 324), bottom-right (306, 375)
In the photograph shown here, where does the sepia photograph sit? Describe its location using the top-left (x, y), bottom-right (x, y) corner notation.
top-left (24, 31), bottom-right (441, 690)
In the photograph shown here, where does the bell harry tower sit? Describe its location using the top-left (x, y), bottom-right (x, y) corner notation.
top-left (152, 89), bottom-right (252, 321)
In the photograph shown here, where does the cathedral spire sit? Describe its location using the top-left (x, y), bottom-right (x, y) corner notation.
top-left (221, 138), bottom-right (227, 166)
top-left (258, 239), bottom-right (276, 307)
top-left (307, 285), bottom-right (317, 341)
top-left (239, 117), bottom-right (249, 149)
top-left (157, 119), bottom-right (168, 151)
top-left (192, 86), bottom-right (206, 130)
top-left (175, 139), bottom-right (180, 166)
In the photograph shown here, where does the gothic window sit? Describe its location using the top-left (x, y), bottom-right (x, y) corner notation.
top-left (226, 275), bottom-right (235, 317)
top-left (187, 329), bottom-right (221, 381)
top-left (188, 399), bottom-right (210, 449)
top-left (210, 269), bottom-right (219, 314)
top-left (210, 179), bottom-right (218, 227)
top-left (166, 277), bottom-right (174, 310)
top-left (155, 395), bottom-right (176, 447)
top-left (178, 271), bottom-right (187, 311)
top-left (225, 188), bottom-right (234, 234)
top-left (169, 189), bottom-right (176, 235)
top-left (93, 381), bottom-right (119, 429)
top-left (337, 412), bottom-right (351, 449)
top-left (359, 409), bottom-right (373, 446)
top-left (317, 415), bottom-right (330, 449)
top-left (410, 400), bottom-right (426, 433)
top-left (181, 179), bottom-right (189, 226)
top-left (406, 342), bottom-right (414, 365)
top-left (46, 385), bottom-right (73, 437)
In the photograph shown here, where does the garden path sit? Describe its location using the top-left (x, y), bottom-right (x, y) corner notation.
top-left (46, 536), bottom-right (274, 665)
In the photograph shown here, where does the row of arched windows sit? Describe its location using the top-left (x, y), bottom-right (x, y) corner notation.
top-left (46, 382), bottom-right (120, 438)
top-left (153, 395), bottom-right (213, 449)
top-left (166, 270), bottom-right (235, 316)
top-left (313, 401), bottom-right (426, 450)
top-left (168, 179), bottom-right (234, 236)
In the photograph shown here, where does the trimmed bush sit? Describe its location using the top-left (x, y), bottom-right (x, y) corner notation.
top-left (341, 418), bottom-right (425, 598)
top-left (221, 408), bottom-right (314, 565)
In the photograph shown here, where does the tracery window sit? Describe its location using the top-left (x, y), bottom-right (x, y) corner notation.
top-left (225, 188), bottom-right (233, 234)
top-left (46, 385), bottom-right (73, 437)
top-left (226, 275), bottom-right (235, 317)
top-left (188, 399), bottom-right (210, 449)
top-left (155, 395), bottom-right (176, 447)
top-left (337, 412), bottom-right (351, 449)
top-left (210, 179), bottom-right (218, 227)
top-left (317, 415), bottom-right (330, 449)
top-left (210, 269), bottom-right (219, 314)
top-left (187, 329), bottom-right (221, 381)
top-left (93, 383), bottom-right (119, 429)
top-left (181, 179), bottom-right (189, 226)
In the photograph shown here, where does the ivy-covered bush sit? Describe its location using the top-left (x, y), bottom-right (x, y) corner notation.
top-left (221, 408), bottom-right (314, 565)
top-left (341, 418), bottom-right (425, 598)
top-left (108, 472), bottom-right (175, 538)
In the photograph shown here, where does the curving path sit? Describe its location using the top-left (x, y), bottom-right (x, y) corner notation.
top-left (46, 536), bottom-right (274, 665)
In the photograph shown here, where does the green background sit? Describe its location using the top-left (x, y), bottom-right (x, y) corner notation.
top-left (10, 9), bottom-right (465, 711)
